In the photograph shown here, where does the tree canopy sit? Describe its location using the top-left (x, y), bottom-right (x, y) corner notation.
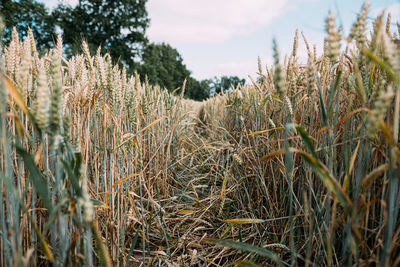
top-left (0, 0), bottom-right (245, 101)
top-left (139, 43), bottom-right (189, 92)
top-left (0, 0), bottom-right (55, 51)
top-left (185, 78), bottom-right (211, 101)
top-left (139, 43), bottom-right (211, 100)
top-left (206, 76), bottom-right (246, 95)
top-left (53, 0), bottom-right (149, 70)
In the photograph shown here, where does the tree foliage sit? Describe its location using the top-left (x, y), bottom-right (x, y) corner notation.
top-left (185, 77), bottom-right (210, 101)
top-left (53, 0), bottom-right (149, 69)
top-left (0, 0), bottom-right (56, 51)
top-left (139, 43), bottom-right (189, 92)
top-left (139, 42), bottom-right (210, 101)
top-left (207, 76), bottom-right (246, 95)
top-left (0, 0), bottom-right (244, 101)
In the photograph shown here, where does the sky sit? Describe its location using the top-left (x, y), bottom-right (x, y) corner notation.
top-left (43, 0), bottom-right (399, 81)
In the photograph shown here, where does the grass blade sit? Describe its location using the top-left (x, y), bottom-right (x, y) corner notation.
top-left (210, 239), bottom-right (284, 266)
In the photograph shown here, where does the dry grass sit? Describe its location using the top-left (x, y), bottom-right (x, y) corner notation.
top-left (0, 3), bottom-right (400, 266)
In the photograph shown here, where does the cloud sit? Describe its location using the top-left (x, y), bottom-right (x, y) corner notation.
top-left (372, 3), bottom-right (400, 21)
top-left (147, 0), bottom-right (290, 45)
top-left (204, 30), bottom-right (327, 81)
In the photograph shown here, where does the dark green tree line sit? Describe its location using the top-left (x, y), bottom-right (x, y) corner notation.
top-left (53, 0), bottom-right (149, 70)
top-left (0, 0), bottom-right (245, 101)
top-left (139, 43), bottom-right (211, 100)
top-left (139, 42), bottom-right (190, 92)
top-left (204, 76), bottom-right (246, 96)
top-left (0, 0), bottom-right (55, 51)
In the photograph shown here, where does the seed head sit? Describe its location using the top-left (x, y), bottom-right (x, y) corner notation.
top-left (233, 153), bottom-right (243, 165)
top-left (49, 51), bottom-right (63, 134)
top-left (385, 13), bottom-right (392, 38)
top-left (272, 39), bottom-right (285, 96)
top-left (16, 40), bottom-right (32, 99)
top-left (33, 63), bottom-right (50, 130)
top-left (325, 12), bottom-right (341, 63)
top-left (367, 85), bottom-right (394, 139)
top-left (284, 95), bottom-right (293, 117)
top-left (78, 164), bottom-right (93, 223)
top-left (306, 56), bottom-right (317, 94)
top-left (292, 29), bottom-right (299, 59)
top-left (257, 56), bottom-right (263, 75)
top-left (378, 23), bottom-right (400, 73)
top-left (349, 2), bottom-right (369, 46)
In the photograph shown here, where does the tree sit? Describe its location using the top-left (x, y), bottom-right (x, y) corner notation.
top-left (0, 0), bottom-right (56, 51)
top-left (208, 76), bottom-right (246, 95)
top-left (185, 77), bottom-right (210, 101)
top-left (139, 42), bottom-right (210, 100)
top-left (140, 42), bottom-right (189, 92)
top-left (53, 0), bottom-right (149, 69)
top-left (140, 43), bottom-right (186, 92)
top-left (0, 0), bottom-right (236, 101)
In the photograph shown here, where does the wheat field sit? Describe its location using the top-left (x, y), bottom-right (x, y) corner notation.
top-left (0, 3), bottom-right (400, 266)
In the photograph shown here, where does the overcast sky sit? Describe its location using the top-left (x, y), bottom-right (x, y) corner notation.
top-left (43, 0), bottom-right (399, 80)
